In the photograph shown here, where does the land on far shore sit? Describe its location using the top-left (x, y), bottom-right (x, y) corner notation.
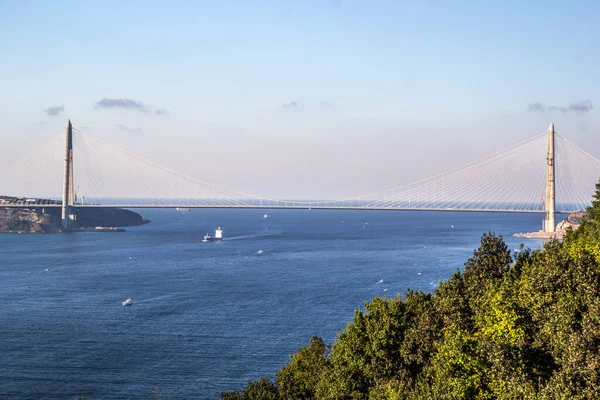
top-left (0, 196), bottom-right (149, 233)
top-left (513, 211), bottom-right (584, 240)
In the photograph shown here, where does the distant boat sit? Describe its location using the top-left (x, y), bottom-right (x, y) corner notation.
top-left (203, 227), bottom-right (223, 243)
top-left (263, 214), bottom-right (268, 219)
top-left (176, 208), bottom-right (190, 212)
top-left (122, 298), bottom-right (133, 306)
top-left (257, 249), bottom-right (263, 254)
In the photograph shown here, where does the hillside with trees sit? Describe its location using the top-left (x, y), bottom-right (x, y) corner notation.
top-left (221, 183), bottom-right (600, 399)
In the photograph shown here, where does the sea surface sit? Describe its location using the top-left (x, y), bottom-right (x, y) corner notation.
top-left (0, 209), bottom-right (552, 399)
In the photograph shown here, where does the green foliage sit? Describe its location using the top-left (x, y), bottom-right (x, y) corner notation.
top-left (427, 326), bottom-right (491, 399)
top-left (462, 232), bottom-right (512, 308)
top-left (242, 377), bottom-right (279, 400)
top-left (316, 296), bottom-right (410, 399)
top-left (221, 377), bottom-right (279, 400)
top-left (563, 181), bottom-right (600, 261)
top-left (228, 180), bottom-right (600, 399)
top-left (586, 180), bottom-right (600, 222)
top-left (277, 336), bottom-right (330, 399)
top-left (220, 390), bottom-right (242, 400)
top-left (7, 215), bottom-right (31, 232)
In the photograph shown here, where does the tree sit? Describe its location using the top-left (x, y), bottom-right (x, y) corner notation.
top-left (242, 377), bottom-right (279, 400)
top-left (220, 389), bottom-right (241, 400)
top-left (221, 377), bottom-right (279, 400)
top-left (277, 336), bottom-right (330, 399)
top-left (316, 296), bottom-right (410, 399)
top-left (462, 232), bottom-right (512, 305)
top-left (586, 180), bottom-right (600, 222)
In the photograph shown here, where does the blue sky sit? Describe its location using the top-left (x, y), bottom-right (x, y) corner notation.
top-left (1, 0), bottom-right (598, 198)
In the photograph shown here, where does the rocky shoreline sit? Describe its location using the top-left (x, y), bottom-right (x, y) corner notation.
top-left (513, 212), bottom-right (584, 240)
top-left (0, 207), bottom-right (149, 233)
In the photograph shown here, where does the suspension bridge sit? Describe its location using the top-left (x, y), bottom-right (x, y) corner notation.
top-left (1, 121), bottom-right (600, 233)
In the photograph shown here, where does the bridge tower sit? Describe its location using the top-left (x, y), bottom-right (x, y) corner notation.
top-left (61, 119), bottom-right (76, 229)
top-left (544, 122), bottom-right (555, 233)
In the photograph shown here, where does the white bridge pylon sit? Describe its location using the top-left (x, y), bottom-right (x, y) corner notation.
top-left (1, 122), bottom-right (600, 215)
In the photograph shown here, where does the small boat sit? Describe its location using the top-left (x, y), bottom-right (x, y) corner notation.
top-left (122, 298), bottom-right (133, 306)
top-left (202, 233), bottom-right (213, 242)
top-left (176, 208), bottom-right (190, 212)
top-left (257, 249), bottom-right (263, 254)
top-left (263, 214), bottom-right (268, 219)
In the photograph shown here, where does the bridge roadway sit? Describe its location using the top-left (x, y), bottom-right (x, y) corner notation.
top-left (1, 203), bottom-right (573, 214)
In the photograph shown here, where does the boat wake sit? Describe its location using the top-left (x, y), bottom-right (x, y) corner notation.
top-left (132, 293), bottom-right (179, 304)
top-left (224, 228), bottom-right (282, 241)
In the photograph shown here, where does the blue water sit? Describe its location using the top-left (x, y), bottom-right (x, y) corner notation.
top-left (0, 209), bottom-right (549, 399)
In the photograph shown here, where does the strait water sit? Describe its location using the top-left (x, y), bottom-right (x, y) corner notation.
top-left (0, 209), bottom-right (549, 399)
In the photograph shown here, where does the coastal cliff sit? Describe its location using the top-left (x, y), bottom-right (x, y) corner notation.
top-left (0, 208), bottom-right (61, 233)
top-left (0, 207), bottom-right (149, 233)
top-left (75, 207), bottom-right (149, 228)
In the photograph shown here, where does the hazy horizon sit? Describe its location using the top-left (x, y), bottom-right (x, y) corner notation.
top-left (1, 0), bottom-right (599, 199)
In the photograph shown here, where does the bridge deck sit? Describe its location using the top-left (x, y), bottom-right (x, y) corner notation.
top-left (1, 203), bottom-right (574, 214)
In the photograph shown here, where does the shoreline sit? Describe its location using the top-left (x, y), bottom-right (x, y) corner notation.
top-left (513, 211), bottom-right (584, 240)
top-left (0, 202), bottom-right (149, 233)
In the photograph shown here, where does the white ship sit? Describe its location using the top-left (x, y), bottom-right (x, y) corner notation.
top-left (122, 298), bottom-right (133, 306)
top-left (176, 208), bottom-right (190, 212)
top-left (202, 227), bottom-right (223, 242)
top-left (263, 214), bottom-right (268, 219)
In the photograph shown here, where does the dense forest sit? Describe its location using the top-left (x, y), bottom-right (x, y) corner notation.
top-left (221, 183), bottom-right (600, 399)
